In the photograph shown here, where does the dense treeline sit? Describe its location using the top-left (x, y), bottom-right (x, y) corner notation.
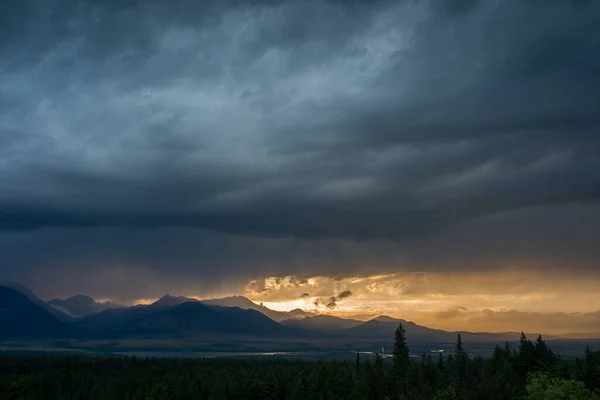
top-left (1, 327), bottom-right (598, 399)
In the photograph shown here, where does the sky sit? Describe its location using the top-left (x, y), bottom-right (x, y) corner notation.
top-left (1, 0), bottom-right (599, 335)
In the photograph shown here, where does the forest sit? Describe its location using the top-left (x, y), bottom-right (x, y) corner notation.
top-left (1, 325), bottom-right (599, 400)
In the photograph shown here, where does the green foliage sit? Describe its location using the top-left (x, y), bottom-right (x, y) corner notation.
top-left (524, 372), bottom-right (600, 400)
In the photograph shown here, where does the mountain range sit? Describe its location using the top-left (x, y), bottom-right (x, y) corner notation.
top-left (1, 283), bottom-right (597, 344)
top-left (0, 285), bottom-right (290, 339)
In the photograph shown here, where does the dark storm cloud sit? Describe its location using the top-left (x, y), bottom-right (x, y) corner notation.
top-left (1, 0), bottom-right (600, 298)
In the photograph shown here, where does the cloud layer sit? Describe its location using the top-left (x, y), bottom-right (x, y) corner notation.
top-left (1, 0), bottom-right (599, 312)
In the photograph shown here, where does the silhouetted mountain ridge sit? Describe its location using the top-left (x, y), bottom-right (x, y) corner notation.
top-left (48, 294), bottom-right (124, 317)
top-left (150, 294), bottom-right (199, 309)
top-left (0, 286), bottom-right (71, 338)
top-left (201, 295), bottom-right (315, 321)
top-left (1, 285), bottom-right (593, 341)
top-left (76, 301), bottom-right (288, 337)
top-left (1, 282), bottom-right (72, 322)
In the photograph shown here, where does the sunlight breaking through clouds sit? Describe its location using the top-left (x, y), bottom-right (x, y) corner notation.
top-left (244, 272), bottom-right (600, 334)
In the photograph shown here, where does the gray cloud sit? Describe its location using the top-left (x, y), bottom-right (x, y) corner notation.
top-left (323, 290), bottom-right (353, 309)
top-left (1, 0), bottom-right (600, 299)
top-left (337, 290), bottom-right (352, 300)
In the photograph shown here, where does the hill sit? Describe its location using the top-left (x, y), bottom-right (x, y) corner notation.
top-left (48, 295), bottom-right (124, 317)
top-left (0, 286), bottom-right (71, 338)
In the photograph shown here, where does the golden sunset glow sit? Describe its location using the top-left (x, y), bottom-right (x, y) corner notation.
top-left (124, 271), bottom-right (599, 335)
top-left (131, 298), bottom-right (156, 306)
top-left (244, 272), bottom-right (600, 335)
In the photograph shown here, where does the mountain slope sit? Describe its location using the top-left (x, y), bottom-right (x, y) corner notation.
top-left (0, 286), bottom-right (70, 338)
top-left (281, 315), bottom-right (363, 331)
top-left (201, 296), bottom-right (314, 322)
top-left (130, 303), bottom-right (287, 336)
top-left (76, 301), bottom-right (288, 337)
top-left (1, 282), bottom-right (72, 322)
top-left (74, 305), bottom-right (154, 332)
top-left (48, 295), bottom-right (123, 317)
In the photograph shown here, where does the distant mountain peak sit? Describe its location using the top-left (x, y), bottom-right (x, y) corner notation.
top-left (1, 282), bottom-right (37, 299)
top-left (160, 293), bottom-right (194, 301)
top-left (200, 296), bottom-right (315, 321)
top-left (151, 294), bottom-right (199, 308)
top-left (201, 295), bottom-right (256, 307)
top-left (48, 294), bottom-right (124, 317)
top-left (57, 294), bottom-right (95, 305)
top-left (374, 315), bottom-right (398, 322)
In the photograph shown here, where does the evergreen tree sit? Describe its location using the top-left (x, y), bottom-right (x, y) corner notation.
top-left (503, 341), bottom-right (513, 360)
top-left (374, 354), bottom-right (385, 400)
top-left (437, 352), bottom-right (444, 372)
top-left (392, 323), bottom-right (411, 398)
top-left (575, 347), bottom-right (600, 393)
top-left (0, 331), bottom-right (596, 400)
top-left (360, 358), bottom-right (377, 400)
top-left (454, 333), bottom-right (468, 389)
top-left (534, 334), bottom-right (557, 373)
top-left (519, 332), bottom-right (536, 379)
